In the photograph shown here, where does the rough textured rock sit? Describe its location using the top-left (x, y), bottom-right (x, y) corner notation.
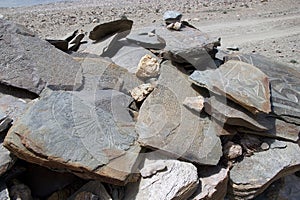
top-left (183, 96), bottom-right (205, 113)
top-left (125, 159), bottom-right (199, 200)
top-left (9, 180), bottom-right (33, 200)
top-left (68, 181), bottom-right (112, 200)
top-left (136, 61), bottom-right (222, 165)
top-left (136, 54), bottom-right (160, 80)
top-left (223, 141), bottom-right (243, 160)
top-left (129, 83), bottom-right (154, 102)
top-left (0, 19), bottom-right (83, 95)
top-left (204, 96), bottom-right (274, 131)
top-left (89, 19), bottom-right (133, 41)
top-left (163, 10), bottom-right (182, 24)
top-left (140, 160), bottom-right (167, 178)
top-left (0, 182), bottom-right (9, 200)
top-left (190, 167), bottom-right (229, 200)
top-left (190, 60), bottom-right (271, 114)
top-left (228, 140), bottom-right (300, 200)
top-left (4, 90), bottom-right (141, 185)
top-left (225, 54), bottom-right (300, 125)
top-left (0, 133), bottom-right (16, 176)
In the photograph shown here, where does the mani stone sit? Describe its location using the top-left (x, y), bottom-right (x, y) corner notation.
top-left (190, 60), bottom-right (271, 114)
top-left (225, 53), bottom-right (300, 125)
top-left (204, 96), bottom-right (274, 131)
top-left (136, 61), bottom-right (222, 165)
top-left (3, 90), bottom-right (141, 185)
top-left (228, 140), bottom-right (300, 200)
top-left (124, 159), bottom-right (199, 200)
top-left (0, 19), bottom-right (83, 95)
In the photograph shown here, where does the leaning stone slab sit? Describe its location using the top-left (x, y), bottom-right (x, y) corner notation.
top-left (4, 90), bottom-right (141, 185)
top-left (190, 60), bottom-right (271, 114)
top-left (0, 19), bottom-right (83, 95)
top-left (225, 54), bottom-right (300, 125)
top-left (204, 96), bottom-right (274, 131)
top-left (124, 159), bottom-right (199, 200)
top-left (136, 61), bottom-right (222, 165)
top-left (228, 140), bottom-right (300, 200)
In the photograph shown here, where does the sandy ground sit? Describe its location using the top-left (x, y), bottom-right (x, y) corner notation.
top-left (0, 0), bottom-right (299, 69)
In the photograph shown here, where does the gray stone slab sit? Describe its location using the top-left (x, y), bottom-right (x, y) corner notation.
top-left (228, 140), bottom-right (300, 200)
top-left (0, 19), bottom-right (83, 95)
top-left (4, 90), bottom-right (141, 185)
top-left (0, 135), bottom-right (16, 176)
top-left (136, 61), bottom-right (222, 165)
top-left (190, 60), bottom-right (271, 114)
top-left (225, 54), bottom-right (300, 125)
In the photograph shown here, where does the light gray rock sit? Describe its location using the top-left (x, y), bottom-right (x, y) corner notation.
top-left (163, 11), bottom-right (182, 24)
top-left (136, 54), bottom-right (160, 80)
top-left (228, 140), bottom-right (300, 200)
top-left (125, 159), bottom-right (199, 200)
top-left (68, 181), bottom-right (112, 200)
top-left (130, 83), bottom-right (154, 102)
top-left (0, 182), bottom-right (9, 200)
top-left (190, 167), bottom-right (229, 200)
top-left (140, 160), bottom-right (167, 178)
top-left (225, 54), bottom-right (300, 125)
top-left (0, 19), bottom-right (83, 95)
top-left (4, 90), bottom-right (141, 185)
top-left (183, 96), bottom-right (205, 113)
top-left (136, 61), bottom-right (222, 165)
top-left (190, 60), bottom-right (271, 114)
top-left (223, 141), bottom-right (243, 160)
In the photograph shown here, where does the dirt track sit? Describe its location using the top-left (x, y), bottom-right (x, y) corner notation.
top-left (0, 0), bottom-right (299, 68)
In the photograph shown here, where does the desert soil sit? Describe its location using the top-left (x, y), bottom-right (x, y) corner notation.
top-left (0, 0), bottom-right (299, 68)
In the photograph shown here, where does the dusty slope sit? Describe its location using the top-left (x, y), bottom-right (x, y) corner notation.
top-left (0, 0), bottom-right (299, 68)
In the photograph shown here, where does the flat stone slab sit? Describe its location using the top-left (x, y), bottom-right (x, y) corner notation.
top-left (190, 60), bottom-right (271, 114)
top-left (4, 90), bottom-right (141, 185)
top-left (228, 140), bottom-right (300, 200)
top-left (225, 54), bottom-right (300, 125)
top-left (136, 61), bottom-right (222, 165)
top-left (0, 19), bottom-right (83, 95)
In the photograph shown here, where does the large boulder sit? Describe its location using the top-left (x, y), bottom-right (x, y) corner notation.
top-left (0, 19), bottom-right (82, 95)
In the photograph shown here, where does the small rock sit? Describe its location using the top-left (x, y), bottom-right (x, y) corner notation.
top-left (136, 54), bottom-right (160, 79)
top-left (166, 22), bottom-right (182, 31)
top-left (223, 141), bottom-right (243, 160)
top-left (163, 10), bottom-right (182, 24)
top-left (130, 83), bottom-right (154, 102)
top-left (183, 96), bottom-right (205, 113)
top-left (260, 142), bottom-right (270, 150)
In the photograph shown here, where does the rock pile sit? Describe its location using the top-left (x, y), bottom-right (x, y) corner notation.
top-left (0, 10), bottom-right (299, 200)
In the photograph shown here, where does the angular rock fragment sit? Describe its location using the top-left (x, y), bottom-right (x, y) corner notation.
top-left (125, 159), bottom-right (198, 200)
top-left (228, 140), bottom-right (300, 199)
top-left (130, 83), bottom-right (154, 102)
top-left (136, 61), bottom-right (222, 165)
top-left (89, 19), bottom-right (133, 41)
top-left (136, 54), bottom-right (160, 80)
top-left (225, 54), bottom-right (300, 125)
top-left (0, 135), bottom-right (16, 176)
top-left (204, 96), bottom-right (274, 131)
top-left (0, 19), bottom-right (83, 95)
top-left (167, 22), bottom-right (182, 31)
top-left (68, 181), bottom-right (112, 200)
top-left (183, 96), bottom-right (205, 113)
top-left (4, 90), bottom-right (141, 185)
top-left (223, 141), bottom-right (243, 160)
top-left (163, 11), bottom-right (182, 24)
top-left (191, 167), bottom-right (229, 200)
top-left (190, 60), bottom-right (271, 114)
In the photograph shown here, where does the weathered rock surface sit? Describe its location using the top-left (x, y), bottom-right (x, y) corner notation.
top-left (0, 182), bottom-right (9, 200)
top-left (0, 19), bottom-right (83, 95)
top-left (190, 167), bottom-right (229, 200)
top-left (130, 83), bottom-right (154, 102)
top-left (223, 141), bottom-right (243, 160)
top-left (183, 96), bottom-right (205, 113)
top-left (225, 54), bottom-right (300, 125)
top-left (163, 10), bottom-right (182, 24)
top-left (190, 60), bottom-right (271, 114)
top-left (68, 181), bottom-right (112, 200)
top-left (204, 96), bottom-right (274, 131)
top-left (228, 140), bottom-right (300, 200)
top-left (125, 159), bottom-right (199, 200)
top-left (136, 54), bottom-right (160, 80)
top-left (4, 90), bottom-right (141, 185)
top-left (136, 61), bottom-right (222, 165)
top-left (0, 137), bottom-right (16, 176)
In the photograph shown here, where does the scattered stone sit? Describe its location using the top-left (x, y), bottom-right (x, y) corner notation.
top-left (0, 19), bottom-right (83, 95)
top-left (228, 140), bottom-right (300, 200)
top-left (136, 54), bottom-right (160, 79)
top-left (223, 141), bottom-right (243, 160)
top-left (260, 142), bottom-right (270, 150)
top-left (190, 60), bottom-right (271, 114)
top-left (225, 54), bottom-right (300, 125)
top-left (89, 19), bottom-right (133, 41)
top-left (166, 22), bottom-right (182, 31)
top-left (163, 11), bottom-right (182, 24)
top-left (125, 159), bottom-right (198, 200)
top-left (191, 167), bottom-right (229, 200)
top-left (183, 96), bottom-right (205, 113)
top-left (130, 83), bottom-right (154, 102)
top-left (4, 90), bottom-right (141, 185)
top-left (136, 61), bottom-right (222, 165)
